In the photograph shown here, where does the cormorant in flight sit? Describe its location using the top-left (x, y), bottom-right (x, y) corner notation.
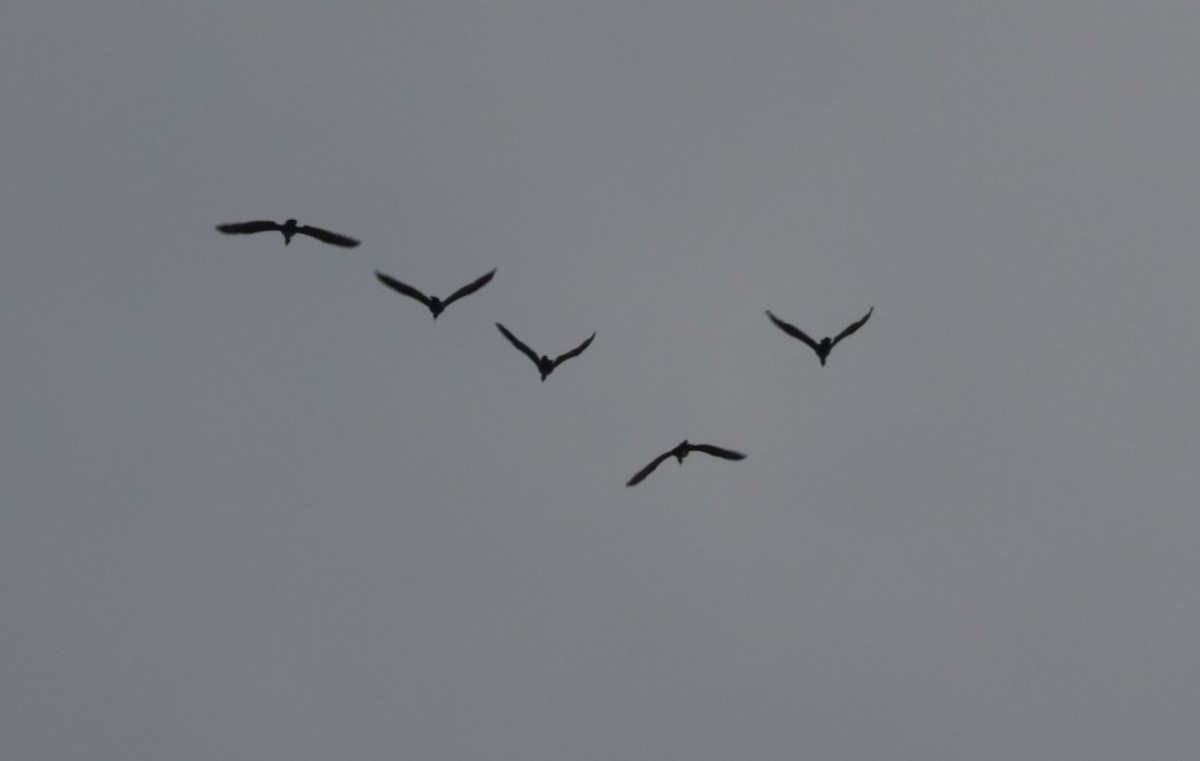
top-left (765, 307), bottom-right (873, 366)
top-left (215, 219), bottom-right (360, 248)
top-left (495, 323), bottom-right (594, 381)
top-left (626, 440), bottom-right (746, 486)
top-left (375, 269), bottom-right (496, 319)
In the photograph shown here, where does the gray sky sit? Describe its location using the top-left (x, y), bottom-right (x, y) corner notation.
top-left (4, 1), bottom-right (1199, 759)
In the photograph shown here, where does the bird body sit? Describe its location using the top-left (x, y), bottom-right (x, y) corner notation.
top-left (375, 269), bottom-right (496, 318)
top-left (496, 324), bottom-right (594, 381)
top-left (216, 219), bottom-right (360, 248)
top-left (765, 307), bottom-right (873, 365)
top-left (626, 440), bottom-right (746, 486)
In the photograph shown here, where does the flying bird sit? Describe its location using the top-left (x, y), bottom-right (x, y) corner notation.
top-left (215, 219), bottom-right (360, 248)
top-left (375, 269), bottom-right (496, 319)
top-left (765, 307), bottom-right (873, 366)
top-left (495, 323), bottom-right (594, 381)
top-left (626, 440), bottom-right (746, 487)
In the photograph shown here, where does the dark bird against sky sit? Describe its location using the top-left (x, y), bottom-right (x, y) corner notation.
top-left (495, 324), bottom-right (595, 381)
top-left (375, 269), bottom-right (496, 319)
top-left (765, 307), bottom-right (873, 366)
top-left (626, 440), bottom-right (746, 486)
top-left (215, 219), bottom-right (360, 248)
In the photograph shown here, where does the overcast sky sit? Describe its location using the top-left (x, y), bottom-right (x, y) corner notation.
top-left (4, 1), bottom-right (1200, 759)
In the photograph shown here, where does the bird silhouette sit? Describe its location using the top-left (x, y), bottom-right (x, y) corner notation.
top-left (765, 307), bottom-right (873, 366)
top-left (626, 440), bottom-right (746, 486)
top-left (495, 324), bottom-right (594, 381)
top-left (215, 219), bottom-right (360, 248)
top-left (375, 269), bottom-right (496, 319)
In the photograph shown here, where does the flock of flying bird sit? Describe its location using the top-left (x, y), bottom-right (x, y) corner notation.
top-left (217, 218), bottom-right (874, 486)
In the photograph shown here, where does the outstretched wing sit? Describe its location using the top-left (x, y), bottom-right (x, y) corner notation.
top-left (552, 332), bottom-right (595, 368)
top-left (296, 225), bottom-right (360, 248)
top-left (442, 269), bottom-right (496, 307)
top-left (626, 450), bottom-right (675, 487)
top-left (495, 323), bottom-right (541, 367)
top-left (688, 444), bottom-right (746, 461)
top-left (216, 220), bottom-right (282, 235)
top-left (765, 310), bottom-right (821, 353)
top-left (375, 271), bottom-right (431, 307)
top-left (831, 307), bottom-right (873, 347)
